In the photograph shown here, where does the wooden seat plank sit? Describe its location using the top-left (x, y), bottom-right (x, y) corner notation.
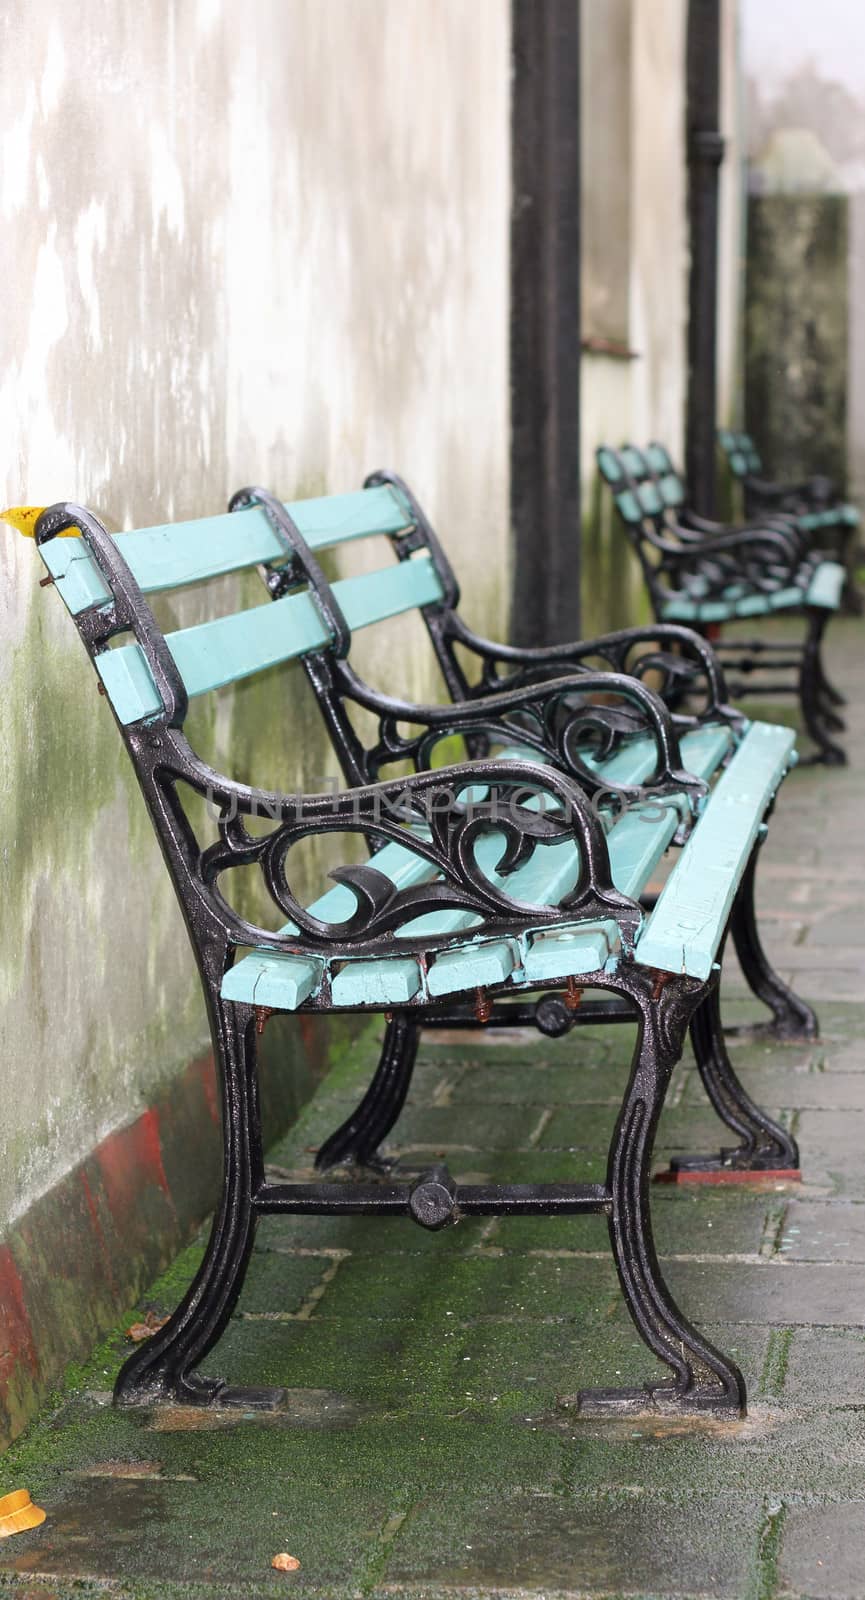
top-left (635, 721), bottom-right (796, 981)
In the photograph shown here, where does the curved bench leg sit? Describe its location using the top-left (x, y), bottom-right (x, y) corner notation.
top-left (800, 608), bottom-right (846, 765)
top-left (729, 845), bottom-right (818, 1041)
top-left (577, 972), bottom-right (746, 1418)
top-left (837, 524), bottom-right (863, 619)
top-left (315, 1015), bottom-right (420, 1172)
top-left (114, 1001), bottom-right (281, 1411)
top-left (666, 981), bottom-right (800, 1181)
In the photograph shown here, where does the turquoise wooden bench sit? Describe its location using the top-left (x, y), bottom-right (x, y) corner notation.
top-left (718, 430), bottom-right (861, 616)
top-left (14, 485), bottom-right (808, 1420)
top-left (597, 443), bottom-right (847, 765)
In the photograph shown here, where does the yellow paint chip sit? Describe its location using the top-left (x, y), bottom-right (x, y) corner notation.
top-left (0, 506), bottom-right (78, 538)
top-left (0, 1488), bottom-right (46, 1538)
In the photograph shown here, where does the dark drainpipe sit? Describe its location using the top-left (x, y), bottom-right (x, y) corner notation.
top-left (510, 0), bottom-right (582, 644)
top-left (685, 0), bottom-right (725, 517)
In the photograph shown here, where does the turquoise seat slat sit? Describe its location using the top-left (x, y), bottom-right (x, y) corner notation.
top-left (521, 922), bottom-right (619, 983)
top-left (221, 952), bottom-right (324, 1010)
top-left (38, 486), bottom-right (410, 613)
top-left (219, 726), bottom-right (734, 1011)
top-left (331, 957), bottom-right (422, 1007)
top-left (805, 561), bottom-right (844, 611)
top-left (95, 555), bottom-right (445, 724)
top-left (427, 939), bottom-right (518, 997)
top-left (661, 562), bottom-right (843, 623)
top-left (635, 721), bottom-right (795, 981)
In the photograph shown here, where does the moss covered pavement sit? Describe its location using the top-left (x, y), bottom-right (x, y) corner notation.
top-left (1, 619), bottom-right (864, 1600)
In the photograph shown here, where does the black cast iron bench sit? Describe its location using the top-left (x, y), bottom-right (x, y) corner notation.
top-left (15, 486), bottom-right (808, 1420)
top-left (718, 429), bottom-right (860, 571)
top-left (597, 442), bottom-right (847, 765)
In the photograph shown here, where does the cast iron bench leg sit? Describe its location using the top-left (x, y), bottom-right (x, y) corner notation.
top-left (576, 969), bottom-right (745, 1416)
top-left (675, 977), bottom-right (799, 1179)
top-left (315, 1015), bottom-right (420, 1172)
top-left (800, 608), bottom-right (847, 766)
top-left (114, 999), bottom-right (284, 1411)
top-left (729, 842), bottom-right (818, 1042)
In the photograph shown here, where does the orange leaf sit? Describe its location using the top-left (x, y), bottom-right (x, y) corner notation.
top-left (271, 1553), bottom-right (301, 1572)
top-left (125, 1313), bottom-right (170, 1343)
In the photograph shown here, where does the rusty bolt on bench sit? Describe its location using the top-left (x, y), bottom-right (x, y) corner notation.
top-left (254, 1004), bottom-right (275, 1043)
top-left (564, 977), bottom-right (583, 1012)
top-left (474, 987), bottom-right (492, 1024)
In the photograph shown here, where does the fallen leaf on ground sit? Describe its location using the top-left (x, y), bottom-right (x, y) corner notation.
top-left (271, 1553), bottom-right (301, 1572)
top-left (0, 1489), bottom-right (46, 1538)
top-left (125, 1312), bottom-right (170, 1343)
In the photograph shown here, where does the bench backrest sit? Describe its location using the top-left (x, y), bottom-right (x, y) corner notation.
top-left (35, 479), bottom-right (464, 736)
top-left (718, 430), bottom-right (762, 480)
top-left (596, 443), bottom-right (702, 612)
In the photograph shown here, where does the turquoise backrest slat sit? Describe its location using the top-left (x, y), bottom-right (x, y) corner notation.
top-left (621, 446), bottom-right (645, 477)
top-left (596, 448), bottom-right (624, 485)
top-left (646, 443), bottom-right (672, 474)
top-left (658, 472), bottom-right (685, 509)
top-left (614, 489), bottom-right (641, 524)
top-left (97, 554), bottom-right (445, 724)
top-left (39, 485), bottom-right (411, 615)
top-left (636, 481), bottom-right (663, 516)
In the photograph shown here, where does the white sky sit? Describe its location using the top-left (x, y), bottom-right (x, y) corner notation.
top-left (743, 0), bottom-right (865, 99)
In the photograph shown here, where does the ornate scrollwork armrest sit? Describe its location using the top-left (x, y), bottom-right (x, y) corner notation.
top-left (436, 615), bottom-right (740, 734)
top-left (336, 660), bottom-right (707, 808)
top-left (658, 520), bottom-right (804, 577)
top-left (172, 754), bottom-right (642, 961)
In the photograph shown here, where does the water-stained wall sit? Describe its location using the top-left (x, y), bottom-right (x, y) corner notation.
top-left (580, 0), bottom-right (744, 635)
top-left (0, 0), bottom-right (510, 1440)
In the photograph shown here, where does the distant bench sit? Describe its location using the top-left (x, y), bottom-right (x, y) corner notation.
top-left (597, 442), bottom-right (847, 765)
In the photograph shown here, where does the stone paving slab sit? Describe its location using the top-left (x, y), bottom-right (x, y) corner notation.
top-left (1, 619), bottom-right (865, 1598)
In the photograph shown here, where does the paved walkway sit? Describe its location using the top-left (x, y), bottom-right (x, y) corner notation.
top-left (2, 619), bottom-right (864, 1600)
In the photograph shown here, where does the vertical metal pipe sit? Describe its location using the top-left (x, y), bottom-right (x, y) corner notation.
top-left (510, 0), bottom-right (582, 645)
top-left (685, 0), bottom-right (724, 517)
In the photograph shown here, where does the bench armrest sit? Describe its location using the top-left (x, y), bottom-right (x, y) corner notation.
top-left (442, 617), bottom-right (738, 731)
top-left (681, 507), bottom-right (809, 556)
top-left (337, 661), bottom-right (707, 808)
top-left (182, 755), bottom-right (639, 959)
top-left (746, 473), bottom-right (836, 510)
top-left (659, 520), bottom-right (802, 570)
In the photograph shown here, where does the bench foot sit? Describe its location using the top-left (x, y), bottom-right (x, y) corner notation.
top-left (214, 1386), bottom-right (288, 1410)
top-left (729, 844), bottom-right (818, 1042)
top-left (604, 972), bottom-right (747, 1418)
top-left (570, 1383), bottom-right (744, 1419)
top-left (656, 1160), bottom-right (800, 1186)
top-left (315, 1015), bottom-right (420, 1172)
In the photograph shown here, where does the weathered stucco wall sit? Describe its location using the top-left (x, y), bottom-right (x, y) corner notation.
top-left (0, 0), bottom-right (510, 1437)
top-left (580, 0), bottom-right (687, 636)
top-left (580, 0), bottom-right (743, 633)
